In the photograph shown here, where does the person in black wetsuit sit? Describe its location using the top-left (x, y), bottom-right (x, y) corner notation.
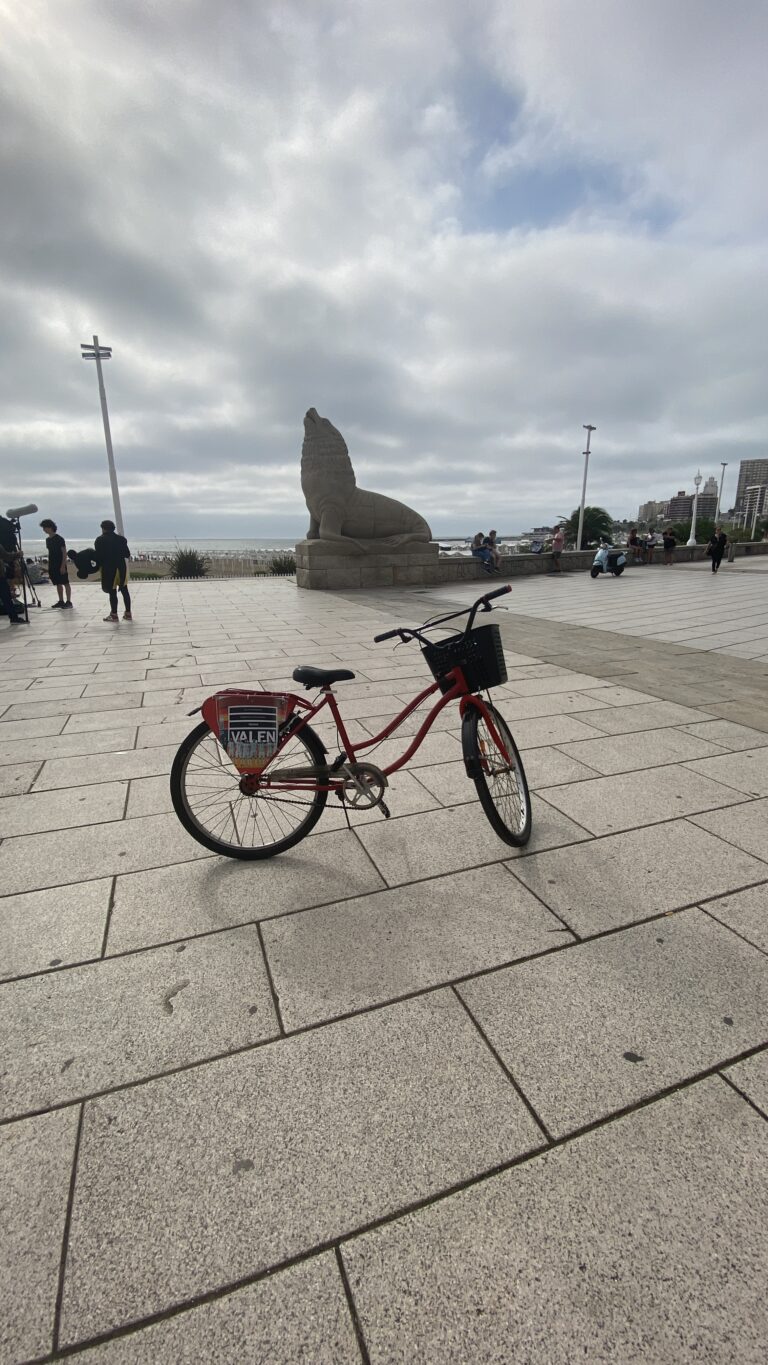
top-left (94, 519), bottom-right (133, 621)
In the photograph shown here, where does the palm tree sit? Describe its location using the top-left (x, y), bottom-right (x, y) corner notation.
top-left (560, 507), bottom-right (614, 549)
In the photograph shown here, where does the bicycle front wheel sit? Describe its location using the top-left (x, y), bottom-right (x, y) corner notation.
top-left (170, 720), bottom-right (329, 859)
top-left (463, 701), bottom-right (531, 847)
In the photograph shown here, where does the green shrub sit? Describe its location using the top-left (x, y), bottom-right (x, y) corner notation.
top-left (169, 547), bottom-right (209, 579)
top-left (269, 554), bottom-right (296, 576)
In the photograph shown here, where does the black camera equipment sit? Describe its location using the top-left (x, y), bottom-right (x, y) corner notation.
top-left (2, 504), bottom-right (41, 622)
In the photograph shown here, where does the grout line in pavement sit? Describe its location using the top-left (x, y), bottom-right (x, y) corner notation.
top-left (336, 1246), bottom-right (372, 1365)
top-left (451, 985), bottom-right (554, 1142)
top-left (718, 1070), bottom-right (768, 1125)
top-left (257, 920), bottom-right (286, 1037)
top-left (51, 1101), bottom-right (85, 1353)
top-left (99, 878), bottom-right (117, 960)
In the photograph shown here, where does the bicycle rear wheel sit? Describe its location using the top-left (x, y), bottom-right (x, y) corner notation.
top-left (462, 701), bottom-right (531, 847)
top-left (170, 720), bottom-right (328, 859)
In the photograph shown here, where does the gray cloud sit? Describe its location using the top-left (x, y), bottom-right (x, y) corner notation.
top-left (1, 0), bottom-right (766, 539)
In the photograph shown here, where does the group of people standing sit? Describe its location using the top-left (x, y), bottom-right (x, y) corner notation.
top-left (40, 518), bottom-right (133, 619)
top-left (627, 525), bottom-right (729, 572)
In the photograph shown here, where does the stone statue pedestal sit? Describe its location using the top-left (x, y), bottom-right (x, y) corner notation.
top-left (296, 540), bottom-right (442, 590)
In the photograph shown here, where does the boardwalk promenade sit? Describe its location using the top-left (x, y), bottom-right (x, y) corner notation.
top-left (1, 570), bottom-right (767, 1362)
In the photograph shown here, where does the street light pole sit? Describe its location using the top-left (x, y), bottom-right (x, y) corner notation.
top-left (80, 335), bottom-right (125, 536)
top-left (687, 470), bottom-right (702, 547)
top-left (576, 424), bottom-right (596, 551)
top-left (715, 462), bottom-right (728, 526)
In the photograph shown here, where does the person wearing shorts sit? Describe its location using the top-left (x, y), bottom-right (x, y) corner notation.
top-left (40, 519), bottom-right (72, 608)
top-left (662, 530), bottom-right (677, 566)
top-left (94, 519), bottom-right (133, 621)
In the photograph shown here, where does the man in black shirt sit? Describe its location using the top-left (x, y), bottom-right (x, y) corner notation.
top-left (40, 519), bottom-right (72, 608)
top-left (94, 519), bottom-right (132, 621)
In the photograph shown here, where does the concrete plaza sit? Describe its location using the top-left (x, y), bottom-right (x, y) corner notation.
top-left (1, 569), bottom-right (767, 1362)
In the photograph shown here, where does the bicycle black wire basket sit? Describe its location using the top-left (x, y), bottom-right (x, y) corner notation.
top-left (422, 623), bottom-right (507, 694)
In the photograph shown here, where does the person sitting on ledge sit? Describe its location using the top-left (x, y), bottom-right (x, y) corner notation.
top-left (471, 532), bottom-right (495, 573)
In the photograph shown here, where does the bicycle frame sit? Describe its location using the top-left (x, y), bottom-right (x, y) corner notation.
top-left (257, 666), bottom-right (511, 795)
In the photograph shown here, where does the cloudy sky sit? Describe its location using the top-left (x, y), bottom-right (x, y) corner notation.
top-left (2, 0), bottom-right (766, 541)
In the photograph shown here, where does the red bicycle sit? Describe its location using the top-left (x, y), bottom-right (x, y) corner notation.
top-left (170, 585), bottom-right (531, 859)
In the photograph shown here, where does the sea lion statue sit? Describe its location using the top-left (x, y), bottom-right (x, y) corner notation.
top-left (301, 408), bottom-right (432, 553)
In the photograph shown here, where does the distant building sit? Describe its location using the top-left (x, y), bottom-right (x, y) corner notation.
top-left (667, 490), bottom-right (693, 522)
top-left (702, 476), bottom-right (718, 497)
top-left (735, 460), bottom-right (768, 514)
top-left (698, 492), bottom-right (718, 520)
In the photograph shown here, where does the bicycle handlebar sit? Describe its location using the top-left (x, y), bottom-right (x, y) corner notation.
top-left (373, 584), bottom-right (511, 646)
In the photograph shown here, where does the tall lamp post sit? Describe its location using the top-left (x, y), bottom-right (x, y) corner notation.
top-left (576, 424), bottom-right (596, 551)
top-left (687, 470), bottom-right (702, 547)
top-left (81, 335), bottom-right (125, 536)
top-left (715, 461), bottom-right (728, 526)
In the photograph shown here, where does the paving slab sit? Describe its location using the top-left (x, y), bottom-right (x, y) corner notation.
top-left (679, 719), bottom-right (768, 751)
top-left (554, 725), bottom-right (726, 775)
top-left (0, 811), bottom-right (209, 896)
top-left (59, 993), bottom-right (543, 1343)
top-left (508, 819), bottom-right (768, 937)
top-left (690, 799), bottom-right (768, 863)
top-left (0, 781), bottom-right (127, 837)
top-left (343, 1078), bottom-right (768, 1364)
top-left (538, 763), bottom-right (745, 836)
top-left (0, 925), bottom-right (278, 1119)
top-left (0, 761), bottom-right (39, 797)
top-left (576, 699), bottom-right (713, 735)
top-left (0, 727), bottom-right (138, 767)
top-left (106, 829), bottom-right (386, 953)
top-left (263, 865), bottom-right (574, 1029)
top-left (74, 1254), bottom-right (359, 1363)
top-left (356, 797), bottom-right (591, 885)
top-left (684, 747), bottom-right (768, 798)
top-left (459, 910), bottom-right (768, 1136)
top-left (0, 1106), bottom-right (79, 1363)
top-left (3, 692), bottom-right (142, 721)
top-left (500, 712), bottom-right (604, 749)
top-left (33, 743), bottom-right (181, 792)
top-left (726, 1051), bottom-right (768, 1116)
top-left (702, 884), bottom-right (768, 953)
top-left (0, 879), bottom-right (111, 981)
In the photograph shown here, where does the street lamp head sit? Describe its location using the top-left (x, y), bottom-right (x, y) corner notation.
top-left (694, 470), bottom-right (702, 489)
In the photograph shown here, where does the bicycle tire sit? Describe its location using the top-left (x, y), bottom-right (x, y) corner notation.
top-left (170, 719), bottom-right (329, 859)
top-left (462, 701), bottom-right (531, 847)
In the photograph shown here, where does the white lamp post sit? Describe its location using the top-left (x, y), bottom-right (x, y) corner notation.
top-left (715, 461), bottom-right (727, 526)
top-left (687, 470), bottom-right (702, 547)
top-left (576, 424), bottom-right (596, 550)
top-left (81, 336), bottom-right (125, 536)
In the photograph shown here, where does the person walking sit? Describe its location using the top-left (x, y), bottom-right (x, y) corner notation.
top-left (707, 526), bottom-right (728, 574)
top-left (550, 524), bottom-right (565, 572)
top-left (39, 519), bottom-right (72, 609)
top-left (95, 519), bottom-right (133, 620)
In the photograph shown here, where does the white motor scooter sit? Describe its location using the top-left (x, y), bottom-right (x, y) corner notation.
top-left (590, 541), bottom-right (626, 578)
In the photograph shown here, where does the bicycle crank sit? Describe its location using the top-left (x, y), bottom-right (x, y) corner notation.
top-left (340, 762), bottom-right (390, 814)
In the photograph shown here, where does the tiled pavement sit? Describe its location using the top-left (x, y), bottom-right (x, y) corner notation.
top-left (1, 575), bottom-right (767, 1363)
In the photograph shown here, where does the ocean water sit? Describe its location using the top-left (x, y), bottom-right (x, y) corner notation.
top-left (23, 536), bottom-right (475, 557)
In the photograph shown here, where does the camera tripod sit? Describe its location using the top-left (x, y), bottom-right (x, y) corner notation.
top-left (8, 517), bottom-right (42, 622)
